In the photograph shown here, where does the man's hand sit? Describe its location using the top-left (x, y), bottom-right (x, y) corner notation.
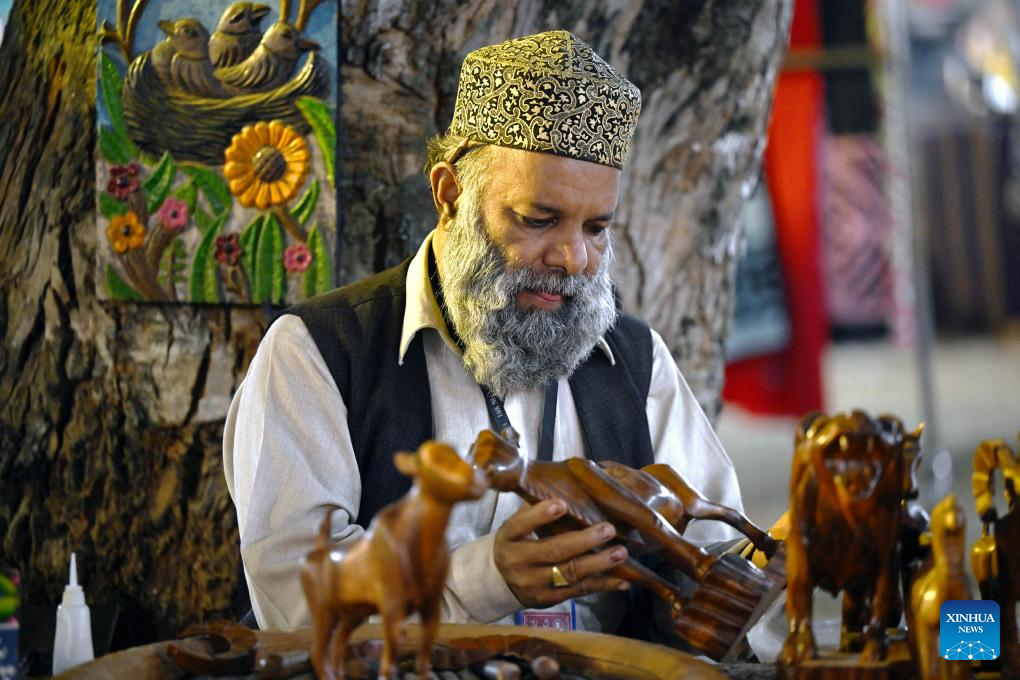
top-left (493, 499), bottom-right (630, 609)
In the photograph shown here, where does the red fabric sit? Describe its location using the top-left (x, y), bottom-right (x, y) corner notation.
top-left (722, 0), bottom-right (828, 417)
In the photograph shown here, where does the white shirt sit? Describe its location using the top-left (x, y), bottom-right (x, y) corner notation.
top-left (223, 230), bottom-right (745, 634)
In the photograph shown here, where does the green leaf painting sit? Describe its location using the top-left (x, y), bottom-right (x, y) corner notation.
top-left (239, 214), bottom-right (264, 288)
top-left (253, 213), bottom-right (285, 304)
top-left (181, 165), bottom-right (232, 217)
top-left (144, 152), bottom-right (177, 214)
top-left (172, 181), bottom-right (198, 214)
top-left (99, 124), bottom-right (132, 164)
top-left (99, 192), bottom-right (128, 219)
top-left (105, 265), bottom-right (143, 301)
top-left (158, 238), bottom-right (189, 291)
top-left (194, 207), bottom-right (214, 234)
top-left (292, 178), bottom-right (320, 226)
top-left (302, 224), bottom-right (332, 298)
top-left (99, 51), bottom-right (138, 159)
top-left (189, 213), bottom-right (225, 303)
top-left (297, 97), bottom-right (336, 188)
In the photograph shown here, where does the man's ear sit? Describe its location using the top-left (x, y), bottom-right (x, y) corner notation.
top-left (393, 451), bottom-right (420, 477)
top-left (429, 162), bottom-right (461, 227)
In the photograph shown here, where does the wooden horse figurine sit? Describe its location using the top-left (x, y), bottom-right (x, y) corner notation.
top-left (908, 494), bottom-right (971, 680)
top-left (470, 429), bottom-right (782, 661)
top-left (301, 442), bottom-right (488, 680)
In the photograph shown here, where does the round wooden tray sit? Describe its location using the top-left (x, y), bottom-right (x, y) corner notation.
top-left (61, 622), bottom-right (726, 679)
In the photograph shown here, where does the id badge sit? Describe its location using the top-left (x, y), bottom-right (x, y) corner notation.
top-left (515, 600), bottom-right (577, 630)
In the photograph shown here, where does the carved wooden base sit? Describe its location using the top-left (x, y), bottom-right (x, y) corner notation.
top-left (675, 544), bottom-right (787, 661)
top-left (779, 636), bottom-right (916, 680)
top-left (779, 656), bottom-right (916, 680)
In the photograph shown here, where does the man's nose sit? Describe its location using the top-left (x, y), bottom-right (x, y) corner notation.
top-left (545, 232), bottom-right (589, 276)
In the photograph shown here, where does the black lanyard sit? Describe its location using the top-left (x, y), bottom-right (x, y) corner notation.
top-left (479, 381), bottom-right (558, 462)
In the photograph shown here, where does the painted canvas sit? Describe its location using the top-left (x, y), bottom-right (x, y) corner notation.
top-left (96, 0), bottom-right (337, 304)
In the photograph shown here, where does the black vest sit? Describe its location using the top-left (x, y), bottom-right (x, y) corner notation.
top-left (287, 257), bottom-right (656, 526)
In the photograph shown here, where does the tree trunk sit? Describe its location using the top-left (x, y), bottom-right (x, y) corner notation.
top-left (340, 0), bottom-right (793, 419)
top-left (0, 0), bottom-right (266, 647)
top-left (0, 0), bottom-right (790, 648)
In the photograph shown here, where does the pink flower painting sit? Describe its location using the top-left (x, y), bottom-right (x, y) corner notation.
top-left (283, 243), bottom-right (312, 273)
top-left (157, 197), bottom-right (189, 231)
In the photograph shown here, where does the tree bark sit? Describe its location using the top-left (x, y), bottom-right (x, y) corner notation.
top-left (0, 0), bottom-right (790, 647)
top-left (0, 0), bottom-right (266, 646)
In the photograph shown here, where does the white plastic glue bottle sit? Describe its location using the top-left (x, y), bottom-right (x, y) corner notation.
top-left (52, 552), bottom-right (94, 675)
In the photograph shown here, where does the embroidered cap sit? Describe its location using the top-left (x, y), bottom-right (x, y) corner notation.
top-left (449, 30), bottom-right (642, 170)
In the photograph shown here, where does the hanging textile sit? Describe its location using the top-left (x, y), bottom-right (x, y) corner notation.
top-left (723, 0), bottom-right (828, 417)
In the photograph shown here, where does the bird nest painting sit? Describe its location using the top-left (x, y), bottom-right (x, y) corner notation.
top-left (95, 0), bottom-right (337, 304)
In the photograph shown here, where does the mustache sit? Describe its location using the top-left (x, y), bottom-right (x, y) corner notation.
top-left (504, 266), bottom-right (592, 299)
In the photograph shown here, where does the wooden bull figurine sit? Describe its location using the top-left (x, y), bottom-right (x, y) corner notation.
top-left (471, 429), bottom-right (782, 660)
top-left (908, 494), bottom-right (971, 680)
top-left (971, 437), bottom-right (1020, 680)
top-left (781, 410), bottom-right (923, 666)
top-left (301, 442), bottom-right (488, 680)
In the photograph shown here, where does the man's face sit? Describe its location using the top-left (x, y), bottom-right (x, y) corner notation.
top-left (472, 147), bottom-right (620, 312)
top-left (434, 146), bottom-right (621, 396)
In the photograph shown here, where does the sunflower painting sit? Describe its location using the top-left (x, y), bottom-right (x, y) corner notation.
top-left (95, 0), bottom-right (337, 305)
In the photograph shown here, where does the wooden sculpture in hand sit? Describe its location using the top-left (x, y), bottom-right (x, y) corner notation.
top-left (781, 410), bottom-right (923, 666)
top-left (301, 441), bottom-right (488, 680)
top-left (470, 429), bottom-right (782, 661)
top-left (908, 494), bottom-right (971, 680)
top-left (971, 437), bottom-right (1020, 680)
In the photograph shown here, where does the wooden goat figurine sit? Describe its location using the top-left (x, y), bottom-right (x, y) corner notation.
top-left (908, 494), bottom-right (971, 680)
top-left (301, 441), bottom-right (488, 680)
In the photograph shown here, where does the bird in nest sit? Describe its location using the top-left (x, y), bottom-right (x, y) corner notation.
top-left (209, 2), bottom-right (272, 68)
top-left (150, 18), bottom-right (229, 98)
top-left (214, 21), bottom-right (319, 95)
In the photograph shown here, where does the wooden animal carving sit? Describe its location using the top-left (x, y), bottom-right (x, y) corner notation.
top-left (781, 410), bottom-right (923, 666)
top-left (604, 461), bottom-right (778, 556)
top-left (301, 442), bottom-right (488, 680)
top-left (471, 429), bottom-right (781, 661)
top-left (908, 494), bottom-right (971, 680)
top-left (971, 437), bottom-right (1020, 680)
top-left (898, 433), bottom-right (931, 624)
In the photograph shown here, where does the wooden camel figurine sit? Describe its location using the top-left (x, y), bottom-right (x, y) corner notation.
top-left (470, 429), bottom-right (782, 661)
top-left (301, 441), bottom-right (488, 680)
top-left (908, 494), bottom-right (971, 680)
top-left (971, 437), bottom-right (1020, 680)
top-left (781, 410), bottom-right (923, 667)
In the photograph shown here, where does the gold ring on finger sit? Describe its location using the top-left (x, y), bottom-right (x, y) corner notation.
top-left (551, 564), bottom-right (570, 588)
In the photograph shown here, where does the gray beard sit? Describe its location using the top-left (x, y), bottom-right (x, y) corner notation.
top-left (438, 191), bottom-right (618, 397)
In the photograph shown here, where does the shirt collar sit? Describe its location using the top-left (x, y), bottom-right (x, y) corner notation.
top-left (398, 230), bottom-right (615, 367)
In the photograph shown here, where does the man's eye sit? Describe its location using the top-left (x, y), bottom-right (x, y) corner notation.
top-left (587, 223), bottom-right (611, 235)
top-left (522, 216), bottom-right (554, 228)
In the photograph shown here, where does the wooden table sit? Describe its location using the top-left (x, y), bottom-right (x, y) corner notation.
top-left (61, 622), bottom-right (727, 679)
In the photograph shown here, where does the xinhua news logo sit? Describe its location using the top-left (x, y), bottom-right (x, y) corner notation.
top-left (940, 600), bottom-right (1000, 661)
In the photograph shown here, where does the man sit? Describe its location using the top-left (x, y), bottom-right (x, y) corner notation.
top-left (224, 30), bottom-right (751, 638)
